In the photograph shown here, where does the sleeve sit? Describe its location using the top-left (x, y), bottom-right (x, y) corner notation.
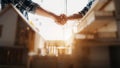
top-left (79, 0), bottom-right (95, 16)
top-left (22, 1), bottom-right (40, 13)
top-left (10, 0), bottom-right (40, 13)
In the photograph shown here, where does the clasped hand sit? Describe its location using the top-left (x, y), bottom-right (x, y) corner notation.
top-left (55, 14), bottom-right (67, 25)
top-left (54, 13), bottom-right (82, 25)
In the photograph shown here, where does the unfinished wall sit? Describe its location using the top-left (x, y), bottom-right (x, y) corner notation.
top-left (89, 46), bottom-right (110, 68)
top-left (0, 8), bottom-right (17, 46)
top-left (74, 40), bottom-right (110, 68)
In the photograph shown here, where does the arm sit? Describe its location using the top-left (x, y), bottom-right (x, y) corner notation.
top-left (28, 2), bottom-right (67, 25)
top-left (35, 6), bottom-right (59, 22)
top-left (67, 13), bottom-right (83, 20)
top-left (10, 0), bottom-right (63, 24)
top-left (35, 6), bottom-right (67, 25)
top-left (67, 0), bottom-right (95, 20)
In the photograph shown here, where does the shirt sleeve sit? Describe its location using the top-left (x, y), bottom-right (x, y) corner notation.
top-left (22, 0), bottom-right (40, 13)
top-left (79, 0), bottom-right (94, 16)
top-left (10, 0), bottom-right (40, 13)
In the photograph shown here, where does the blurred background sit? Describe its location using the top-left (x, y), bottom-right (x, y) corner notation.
top-left (0, 0), bottom-right (120, 68)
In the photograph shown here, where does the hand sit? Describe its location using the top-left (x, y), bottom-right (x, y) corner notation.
top-left (54, 14), bottom-right (67, 25)
top-left (59, 14), bottom-right (67, 25)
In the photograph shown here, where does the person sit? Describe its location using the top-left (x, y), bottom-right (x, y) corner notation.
top-left (1, 0), bottom-right (67, 25)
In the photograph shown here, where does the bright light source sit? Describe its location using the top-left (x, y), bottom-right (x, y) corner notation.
top-left (38, 40), bottom-right (74, 56)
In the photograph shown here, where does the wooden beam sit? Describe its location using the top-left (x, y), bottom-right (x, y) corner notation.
top-left (99, 0), bottom-right (112, 10)
top-left (75, 39), bottom-right (120, 46)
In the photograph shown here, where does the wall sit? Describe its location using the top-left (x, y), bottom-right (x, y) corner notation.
top-left (89, 46), bottom-right (110, 68)
top-left (74, 40), bottom-right (110, 68)
top-left (109, 46), bottom-right (120, 68)
top-left (0, 8), bottom-right (17, 46)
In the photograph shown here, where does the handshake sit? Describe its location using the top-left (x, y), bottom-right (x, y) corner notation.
top-left (53, 13), bottom-right (83, 25)
top-left (36, 0), bottom-right (94, 25)
top-left (39, 0), bottom-right (94, 25)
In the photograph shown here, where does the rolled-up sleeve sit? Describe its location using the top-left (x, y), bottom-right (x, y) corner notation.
top-left (10, 0), bottom-right (40, 13)
top-left (78, 0), bottom-right (94, 16)
top-left (23, 1), bottom-right (40, 13)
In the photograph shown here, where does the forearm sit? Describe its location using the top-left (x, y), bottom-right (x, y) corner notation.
top-left (35, 6), bottom-right (57, 21)
top-left (67, 13), bottom-right (83, 20)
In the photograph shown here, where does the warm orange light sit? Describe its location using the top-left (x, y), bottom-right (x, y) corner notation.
top-left (37, 39), bottom-right (73, 56)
